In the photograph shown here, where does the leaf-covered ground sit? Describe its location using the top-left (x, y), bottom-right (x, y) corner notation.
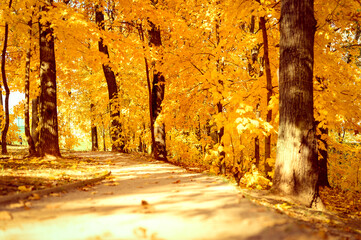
top-left (1, 146), bottom-right (361, 239)
top-left (0, 146), bottom-right (110, 197)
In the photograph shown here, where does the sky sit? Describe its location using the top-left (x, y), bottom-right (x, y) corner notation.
top-left (3, 91), bottom-right (25, 113)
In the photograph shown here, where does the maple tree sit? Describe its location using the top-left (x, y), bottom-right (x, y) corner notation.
top-left (38, 0), bottom-right (61, 157)
top-left (24, 7), bottom-right (36, 156)
top-left (0, 0), bottom-right (360, 211)
top-left (1, 0), bottom-right (12, 154)
top-left (272, 0), bottom-right (322, 208)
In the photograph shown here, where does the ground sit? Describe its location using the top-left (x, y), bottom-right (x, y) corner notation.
top-left (0, 146), bottom-right (360, 240)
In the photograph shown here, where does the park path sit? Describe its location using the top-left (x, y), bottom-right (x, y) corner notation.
top-left (0, 152), bottom-right (335, 240)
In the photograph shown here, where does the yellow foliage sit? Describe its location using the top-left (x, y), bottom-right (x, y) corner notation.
top-left (240, 165), bottom-right (272, 190)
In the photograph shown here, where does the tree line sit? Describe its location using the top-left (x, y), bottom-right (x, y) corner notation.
top-left (1, 0), bottom-right (360, 208)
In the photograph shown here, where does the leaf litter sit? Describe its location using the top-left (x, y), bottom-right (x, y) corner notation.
top-left (0, 147), bottom-right (111, 197)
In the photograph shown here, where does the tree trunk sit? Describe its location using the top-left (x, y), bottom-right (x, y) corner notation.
top-left (138, 23), bottom-right (156, 156)
top-left (31, 97), bottom-right (40, 148)
top-left (91, 126), bottom-right (98, 151)
top-left (102, 123), bottom-right (107, 151)
top-left (273, 0), bottom-right (322, 209)
top-left (38, 0), bottom-right (61, 157)
top-left (95, 4), bottom-right (124, 152)
top-left (24, 18), bottom-right (36, 156)
top-left (148, 22), bottom-right (167, 161)
top-left (316, 121), bottom-right (330, 187)
top-left (214, 4), bottom-right (226, 175)
top-left (217, 102), bottom-right (226, 175)
top-left (90, 104), bottom-right (98, 151)
top-left (260, 16), bottom-right (273, 178)
top-left (254, 103), bottom-right (260, 167)
top-left (1, 0), bottom-right (12, 154)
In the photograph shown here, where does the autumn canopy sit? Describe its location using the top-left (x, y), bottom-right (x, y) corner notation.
top-left (1, 0), bottom-right (361, 206)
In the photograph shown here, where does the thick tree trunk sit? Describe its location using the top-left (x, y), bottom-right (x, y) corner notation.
top-left (95, 5), bottom-right (124, 152)
top-left (90, 104), bottom-right (98, 151)
top-left (148, 22), bottom-right (167, 161)
top-left (1, 0), bottom-right (12, 154)
top-left (273, 0), bottom-right (322, 208)
top-left (260, 16), bottom-right (273, 178)
top-left (38, 0), bottom-right (61, 157)
top-left (25, 18), bottom-right (36, 156)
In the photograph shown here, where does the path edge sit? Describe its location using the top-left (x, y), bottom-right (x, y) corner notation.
top-left (0, 171), bottom-right (111, 206)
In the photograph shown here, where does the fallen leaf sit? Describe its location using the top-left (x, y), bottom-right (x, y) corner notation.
top-left (141, 200), bottom-right (150, 207)
top-left (103, 192), bottom-right (114, 195)
top-left (18, 185), bottom-right (34, 192)
top-left (0, 211), bottom-right (13, 220)
top-left (80, 187), bottom-right (91, 191)
top-left (172, 180), bottom-right (181, 184)
top-left (28, 193), bottom-right (41, 200)
top-left (24, 202), bottom-right (32, 210)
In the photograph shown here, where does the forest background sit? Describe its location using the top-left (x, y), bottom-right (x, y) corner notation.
top-left (1, 0), bottom-right (361, 211)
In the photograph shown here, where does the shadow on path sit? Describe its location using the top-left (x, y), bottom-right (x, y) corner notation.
top-left (0, 152), bottom-right (356, 240)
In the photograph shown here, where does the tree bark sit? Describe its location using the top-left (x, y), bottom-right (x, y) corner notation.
top-left (90, 104), bottom-right (98, 151)
top-left (148, 22), bottom-right (167, 161)
top-left (260, 16), bottom-right (273, 178)
top-left (31, 97), bottom-right (40, 148)
top-left (24, 17), bottom-right (37, 156)
top-left (273, 0), bottom-right (322, 209)
top-left (254, 104), bottom-right (260, 167)
top-left (138, 23), bottom-right (156, 156)
top-left (1, 0), bottom-right (13, 154)
top-left (38, 0), bottom-right (61, 157)
top-left (217, 102), bottom-right (226, 175)
top-left (95, 4), bottom-right (124, 152)
top-left (316, 121), bottom-right (330, 187)
top-left (214, 3), bottom-right (226, 174)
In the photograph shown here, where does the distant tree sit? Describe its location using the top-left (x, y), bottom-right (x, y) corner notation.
top-left (95, 4), bottom-right (124, 152)
top-left (91, 104), bottom-right (99, 151)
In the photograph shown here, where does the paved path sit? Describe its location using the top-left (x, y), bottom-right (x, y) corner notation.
top-left (0, 152), bottom-right (337, 240)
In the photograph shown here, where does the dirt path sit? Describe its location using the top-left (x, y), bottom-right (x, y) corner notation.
top-left (0, 152), bottom-right (355, 240)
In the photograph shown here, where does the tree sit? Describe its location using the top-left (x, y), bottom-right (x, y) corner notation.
top-left (91, 103), bottom-right (99, 151)
top-left (316, 120), bottom-right (330, 187)
top-left (148, 20), bottom-right (167, 161)
top-left (260, 16), bottom-right (273, 177)
top-left (272, 0), bottom-right (322, 208)
top-left (24, 12), bottom-right (36, 156)
top-left (31, 96), bottom-right (40, 148)
top-left (38, 0), bottom-right (61, 157)
top-left (95, 3), bottom-right (124, 152)
top-left (1, 0), bottom-right (12, 154)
